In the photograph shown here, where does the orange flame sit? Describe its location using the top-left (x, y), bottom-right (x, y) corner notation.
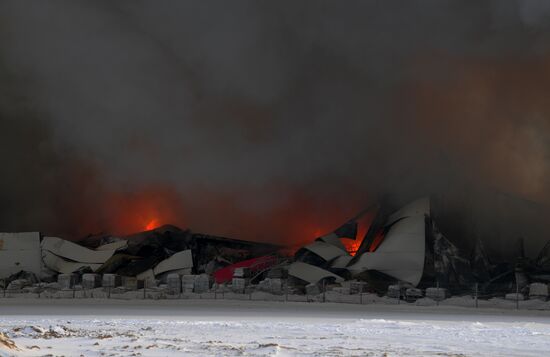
top-left (145, 218), bottom-right (160, 231)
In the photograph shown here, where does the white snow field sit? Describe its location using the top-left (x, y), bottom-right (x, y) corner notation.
top-left (1, 299), bottom-right (550, 356)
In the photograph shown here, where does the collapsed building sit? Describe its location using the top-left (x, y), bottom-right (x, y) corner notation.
top-left (288, 196), bottom-right (550, 300)
top-left (0, 226), bottom-right (280, 290)
top-left (1, 196), bottom-right (549, 302)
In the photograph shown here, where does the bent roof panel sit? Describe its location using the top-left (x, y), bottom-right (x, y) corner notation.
top-left (288, 262), bottom-right (344, 284)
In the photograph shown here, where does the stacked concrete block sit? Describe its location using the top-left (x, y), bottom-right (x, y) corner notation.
top-left (269, 278), bottom-right (282, 294)
top-left (122, 276), bottom-right (143, 290)
top-left (167, 273), bottom-right (182, 295)
top-left (58, 274), bottom-right (78, 290)
top-left (143, 277), bottom-right (158, 289)
top-left (529, 283), bottom-right (549, 300)
top-left (232, 278), bottom-right (247, 294)
top-left (387, 284), bottom-right (402, 299)
top-left (425, 287), bottom-right (449, 301)
top-left (505, 292), bottom-right (525, 301)
top-left (102, 274), bottom-right (121, 288)
top-left (405, 288), bottom-right (423, 301)
top-left (257, 278), bottom-right (283, 294)
top-left (82, 274), bottom-right (101, 290)
top-left (182, 275), bottom-right (196, 293)
top-left (194, 274), bottom-right (211, 293)
top-left (350, 281), bottom-right (368, 294)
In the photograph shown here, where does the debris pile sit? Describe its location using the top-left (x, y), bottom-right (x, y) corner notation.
top-left (1, 197), bottom-right (550, 306)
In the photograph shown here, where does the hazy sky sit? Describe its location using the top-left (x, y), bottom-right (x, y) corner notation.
top-left (0, 1), bottom-right (549, 254)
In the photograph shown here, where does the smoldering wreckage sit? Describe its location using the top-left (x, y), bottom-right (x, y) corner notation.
top-left (1, 197), bottom-right (550, 303)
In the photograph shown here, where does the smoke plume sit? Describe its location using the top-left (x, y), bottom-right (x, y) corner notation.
top-left (0, 0), bottom-right (549, 257)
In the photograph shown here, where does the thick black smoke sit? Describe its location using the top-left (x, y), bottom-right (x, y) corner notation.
top-left (0, 1), bottom-right (549, 257)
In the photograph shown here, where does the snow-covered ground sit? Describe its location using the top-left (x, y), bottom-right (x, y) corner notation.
top-left (1, 299), bottom-right (550, 356)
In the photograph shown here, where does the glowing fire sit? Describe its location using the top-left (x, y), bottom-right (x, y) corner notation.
top-left (344, 239), bottom-right (361, 255)
top-left (145, 218), bottom-right (160, 231)
top-left (96, 187), bottom-right (186, 236)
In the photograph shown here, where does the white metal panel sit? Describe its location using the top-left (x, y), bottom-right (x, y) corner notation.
top-left (137, 269), bottom-right (155, 281)
top-left (0, 232), bottom-right (40, 251)
top-left (153, 250), bottom-right (193, 276)
top-left (41, 250), bottom-right (102, 274)
top-left (303, 241), bottom-right (348, 262)
top-left (316, 233), bottom-right (347, 251)
top-left (376, 216), bottom-right (425, 253)
top-left (348, 215), bottom-right (426, 286)
top-left (386, 197), bottom-right (430, 226)
top-left (42, 237), bottom-right (116, 264)
top-left (330, 255), bottom-right (353, 269)
top-left (288, 262), bottom-right (344, 284)
top-left (0, 250), bottom-right (42, 278)
top-left (95, 240), bottom-right (128, 251)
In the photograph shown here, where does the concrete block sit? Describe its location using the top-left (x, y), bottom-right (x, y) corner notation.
top-left (121, 276), bottom-right (143, 290)
top-left (231, 278), bottom-right (247, 293)
top-left (425, 287), bottom-right (449, 301)
top-left (167, 273), bottom-right (181, 294)
top-left (58, 274), bottom-right (77, 290)
top-left (529, 283), bottom-right (548, 300)
top-left (405, 288), bottom-right (423, 301)
top-left (194, 274), bottom-right (211, 293)
top-left (350, 281), bottom-right (368, 294)
top-left (505, 293), bottom-right (525, 301)
top-left (102, 274), bottom-right (121, 288)
top-left (82, 274), bottom-right (101, 290)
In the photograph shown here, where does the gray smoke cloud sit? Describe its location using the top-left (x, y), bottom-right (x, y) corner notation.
top-left (0, 0), bottom-right (549, 257)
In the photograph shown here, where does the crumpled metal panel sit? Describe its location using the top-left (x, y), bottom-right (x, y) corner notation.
top-left (42, 237), bottom-right (118, 264)
top-left (316, 233), bottom-right (347, 251)
top-left (330, 255), bottom-right (353, 269)
top-left (288, 262), bottom-right (344, 284)
top-left (386, 197), bottom-right (430, 227)
top-left (348, 214), bottom-right (426, 286)
top-left (152, 249), bottom-right (193, 276)
top-left (302, 241), bottom-right (347, 262)
top-left (42, 250), bottom-right (102, 274)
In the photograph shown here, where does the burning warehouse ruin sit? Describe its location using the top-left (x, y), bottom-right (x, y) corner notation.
top-left (1, 193), bottom-right (549, 302)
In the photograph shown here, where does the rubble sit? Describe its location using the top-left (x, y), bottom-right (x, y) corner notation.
top-left (1, 196), bottom-right (548, 306)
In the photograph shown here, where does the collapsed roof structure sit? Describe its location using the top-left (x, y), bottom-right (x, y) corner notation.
top-left (0, 195), bottom-right (548, 299)
top-left (289, 196), bottom-right (550, 296)
top-left (0, 226), bottom-right (280, 284)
